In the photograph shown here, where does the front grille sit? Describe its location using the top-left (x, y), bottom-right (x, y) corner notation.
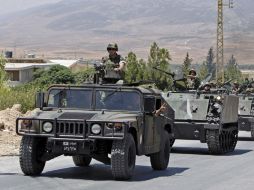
top-left (56, 121), bottom-right (86, 136)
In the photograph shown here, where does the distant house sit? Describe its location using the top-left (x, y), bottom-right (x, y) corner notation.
top-left (49, 59), bottom-right (91, 72)
top-left (49, 59), bottom-right (79, 69)
top-left (4, 58), bottom-right (91, 86)
top-left (4, 62), bottom-right (57, 86)
top-left (241, 70), bottom-right (254, 80)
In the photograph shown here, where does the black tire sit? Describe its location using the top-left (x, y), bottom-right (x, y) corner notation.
top-left (206, 129), bottom-right (238, 154)
top-left (206, 130), bottom-right (223, 154)
top-left (72, 155), bottom-right (92, 167)
top-left (150, 130), bottom-right (170, 170)
top-left (19, 136), bottom-right (46, 176)
top-left (111, 133), bottom-right (136, 180)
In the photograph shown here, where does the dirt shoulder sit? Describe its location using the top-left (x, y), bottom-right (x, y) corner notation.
top-left (0, 105), bottom-right (32, 156)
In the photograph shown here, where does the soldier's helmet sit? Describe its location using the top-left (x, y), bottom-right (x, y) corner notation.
top-left (189, 69), bottom-right (196, 76)
top-left (204, 82), bottom-right (211, 87)
top-left (107, 43), bottom-right (118, 51)
top-left (233, 81), bottom-right (239, 85)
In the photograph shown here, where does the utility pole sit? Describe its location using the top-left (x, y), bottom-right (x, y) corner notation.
top-left (216, 0), bottom-right (234, 83)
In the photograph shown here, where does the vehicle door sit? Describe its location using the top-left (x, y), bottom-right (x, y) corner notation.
top-left (143, 96), bottom-right (156, 153)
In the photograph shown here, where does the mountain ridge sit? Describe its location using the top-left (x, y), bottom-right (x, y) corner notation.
top-left (0, 0), bottom-right (253, 64)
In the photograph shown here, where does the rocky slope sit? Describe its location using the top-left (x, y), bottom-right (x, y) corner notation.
top-left (0, 0), bottom-right (253, 63)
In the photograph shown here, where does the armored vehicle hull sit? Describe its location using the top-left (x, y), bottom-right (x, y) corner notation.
top-left (16, 84), bottom-right (174, 180)
top-left (163, 91), bottom-right (239, 154)
top-left (238, 95), bottom-right (254, 138)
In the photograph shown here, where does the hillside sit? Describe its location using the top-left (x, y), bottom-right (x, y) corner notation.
top-left (0, 0), bottom-right (253, 64)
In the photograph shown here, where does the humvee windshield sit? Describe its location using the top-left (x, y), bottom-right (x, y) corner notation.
top-left (47, 89), bottom-right (92, 109)
top-left (95, 90), bottom-right (141, 111)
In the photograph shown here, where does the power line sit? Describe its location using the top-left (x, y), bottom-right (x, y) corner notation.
top-left (216, 0), bottom-right (234, 83)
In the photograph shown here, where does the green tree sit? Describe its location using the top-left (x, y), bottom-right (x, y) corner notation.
top-left (182, 52), bottom-right (192, 77)
top-left (198, 61), bottom-right (209, 80)
top-left (147, 42), bottom-right (172, 90)
top-left (0, 55), bottom-right (7, 85)
top-left (138, 59), bottom-right (149, 81)
top-left (33, 65), bottom-right (75, 87)
top-left (125, 52), bottom-right (141, 83)
top-left (206, 47), bottom-right (216, 78)
top-left (74, 67), bottom-right (96, 84)
top-left (224, 55), bottom-right (242, 82)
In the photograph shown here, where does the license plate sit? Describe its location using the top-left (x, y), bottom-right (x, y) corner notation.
top-left (63, 141), bottom-right (77, 152)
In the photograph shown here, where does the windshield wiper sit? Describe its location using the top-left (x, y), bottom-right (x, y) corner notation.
top-left (53, 85), bottom-right (71, 98)
top-left (102, 88), bottom-right (121, 101)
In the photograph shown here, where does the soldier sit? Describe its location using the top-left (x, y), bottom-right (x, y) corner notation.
top-left (101, 43), bottom-right (126, 84)
top-left (186, 69), bottom-right (200, 90)
top-left (102, 43), bottom-right (126, 71)
top-left (232, 81), bottom-right (240, 94)
top-left (203, 82), bottom-right (211, 92)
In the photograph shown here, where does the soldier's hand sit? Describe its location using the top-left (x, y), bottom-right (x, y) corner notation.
top-left (160, 103), bottom-right (167, 112)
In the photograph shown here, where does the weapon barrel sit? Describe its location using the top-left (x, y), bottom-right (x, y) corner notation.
top-left (152, 67), bottom-right (175, 78)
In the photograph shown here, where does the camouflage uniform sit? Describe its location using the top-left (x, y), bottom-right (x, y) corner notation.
top-left (102, 54), bottom-right (125, 70)
top-left (232, 82), bottom-right (240, 94)
top-left (101, 43), bottom-right (126, 84)
top-left (186, 69), bottom-right (200, 90)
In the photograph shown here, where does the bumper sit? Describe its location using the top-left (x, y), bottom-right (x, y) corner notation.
top-left (238, 116), bottom-right (254, 131)
top-left (47, 138), bottom-right (96, 155)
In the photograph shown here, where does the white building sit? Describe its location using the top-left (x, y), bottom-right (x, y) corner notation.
top-left (4, 62), bottom-right (57, 86)
top-left (241, 70), bottom-right (254, 79)
top-left (49, 59), bottom-right (79, 68)
top-left (4, 59), bottom-right (88, 86)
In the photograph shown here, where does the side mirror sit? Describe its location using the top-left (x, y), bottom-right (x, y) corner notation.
top-left (144, 97), bottom-right (155, 113)
top-left (35, 92), bottom-right (45, 109)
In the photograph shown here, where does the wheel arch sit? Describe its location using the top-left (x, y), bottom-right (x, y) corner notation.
top-left (128, 127), bottom-right (139, 154)
top-left (164, 123), bottom-right (173, 135)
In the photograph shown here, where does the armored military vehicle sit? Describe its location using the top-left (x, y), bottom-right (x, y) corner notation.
top-left (16, 84), bottom-right (174, 180)
top-left (153, 67), bottom-right (239, 154)
top-left (238, 94), bottom-right (254, 138)
top-left (163, 90), bottom-right (239, 154)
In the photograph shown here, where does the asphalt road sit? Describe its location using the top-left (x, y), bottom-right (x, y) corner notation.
top-left (1, 132), bottom-right (254, 190)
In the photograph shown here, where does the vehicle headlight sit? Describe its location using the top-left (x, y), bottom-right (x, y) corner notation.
top-left (216, 96), bottom-right (222, 102)
top-left (91, 124), bottom-right (102, 135)
top-left (43, 122), bottom-right (53, 133)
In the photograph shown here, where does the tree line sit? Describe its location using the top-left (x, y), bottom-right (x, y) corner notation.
top-left (0, 42), bottom-right (243, 91)
top-left (124, 43), bottom-right (243, 90)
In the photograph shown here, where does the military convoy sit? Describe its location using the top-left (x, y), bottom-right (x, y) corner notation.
top-left (17, 61), bottom-right (254, 180)
top-left (16, 84), bottom-right (174, 180)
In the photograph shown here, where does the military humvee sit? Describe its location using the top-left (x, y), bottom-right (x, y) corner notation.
top-left (16, 84), bottom-right (174, 180)
top-left (238, 94), bottom-right (254, 138)
top-left (163, 89), bottom-right (239, 154)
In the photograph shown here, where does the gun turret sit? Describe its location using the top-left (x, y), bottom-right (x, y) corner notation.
top-left (93, 63), bottom-right (123, 84)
